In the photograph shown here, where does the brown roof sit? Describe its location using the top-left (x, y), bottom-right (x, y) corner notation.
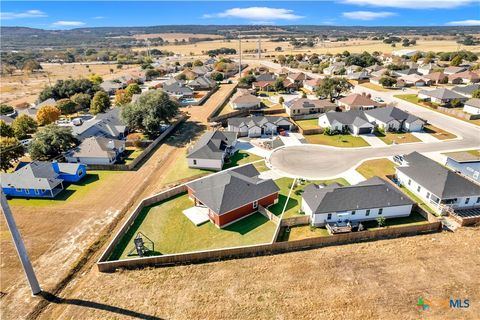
top-left (338, 93), bottom-right (382, 108)
top-left (288, 72), bottom-right (308, 81)
top-left (232, 92), bottom-right (260, 104)
top-left (252, 80), bottom-right (274, 88)
top-left (425, 72), bottom-right (446, 81)
top-left (304, 78), bottom-right (323, 86)
top-left (286, 98), bottom-right (336, 109)
top-left (448, 70), bottom-right (479, 81)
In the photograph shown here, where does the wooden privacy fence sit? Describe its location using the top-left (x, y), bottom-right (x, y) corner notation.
top-left (207, 84), bottom-right (238, 122)
top-left (291, 118), bottom-right (323, 136)
top-left (97, 217), bottom-right (441, 272)
top-left (447, 212), bottom-right (480, 227)
top-left (258, 205), bottom-right (281, 225)
top-left (280, 215), bottom-right (311, 227)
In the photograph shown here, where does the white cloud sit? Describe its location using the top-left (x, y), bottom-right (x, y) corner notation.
top-left (92, 16), bottom-right (105, 20)
top-left (343, 11), bottom-right (396, 20)
top-left (342, 0), bottom-right (476, 9)
top-left (52, 20), bottom-right (85, 27)
top-left (446, 19), bottom-right (480, 26)
top-left (0, 9), bottom-right (47, 20)
top-left (203, 7), bottom-right (303, 21)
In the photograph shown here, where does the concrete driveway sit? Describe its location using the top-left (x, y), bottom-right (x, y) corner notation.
top-left (361, 134), bottom-right (388, 147)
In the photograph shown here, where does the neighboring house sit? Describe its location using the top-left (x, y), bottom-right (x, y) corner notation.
top-left (445, 151), bottom-right (480, 182)
top-left (255, 73), bottom-right (276, 82)
top-left (418, 88), bottom-right (467, 105)
top-left (417, 63), bottom-right (438, 75)
top-left (252, 80), bottom-right (274, 91)
top-left (337, 93), bottom-right (382, 111)
top-left (452, 84), bottom-right (480, 98)
top-left (227, 116), bottom-right (294, 137)
top-left (19, 98), bottom-right (57, 118)
top-left (323, 62), bottom-right (345, 76)
top-left (392, 68), bottom-right (419, 77)
top-left (186, 131), bottom-right (237, 171)
top-left (274, 67), bottom-right (290, 77)
top-left (318, 110), bottom-right (374, 135)
top-left (303, 78), bottom-right (323, 92)
top-left (287, 72), bottom-right (308, 85)
top-left (186, 164), bottom-right (279, 228)
top-left (284, 98), bottom-right (336, 117)
top-left (0, 115), bottom-right (14, 124)
top-left (425, 72), bottom-right (447, 85)
top-left (399, 74), bottom-right (432, 87)
top-left (463, 98), bottom-right (480, 115)
top-left (100, 80), bottom-right (126, 95)
top-left (370, 68), bottom-right (389, 78)
top-left (365, 64), bottom-right (383, 73)
top-left (1, 161), bottom-right (86, 198)
top-left (347, 71), bottom-right (369, 81)
top-left (443, 66), bottom-right (467, 75)
top-left (66, 108), bottom-right (127, 141)
top-left (191, 66), bottom-right (212, 77)
top-left (396, 152), bottom-right (480, 213)
top-left (65, 136), bottom-right (126, 165)
top-left (392, 49), bottom-right (419, 57)
top-left (365, 106), bottom-right (425, 132)
top-left (229, 90), bottom-right (261, 110)
top-left (448, 71), bottom-right (480, 84)
top-left (188, 76), bottom-right (216, 90)
top-left (162, 81), bottom-right (194, 99)
top-left (301, 177), bottom-right (414, 227)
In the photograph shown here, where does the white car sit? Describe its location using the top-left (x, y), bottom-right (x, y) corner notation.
top-left (373, 97), bottom-right (384, 103)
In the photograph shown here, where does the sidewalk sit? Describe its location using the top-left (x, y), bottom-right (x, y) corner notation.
top-left (361, 134), bottom-right (387, 147)
top-left (411, 131), bottom-right (440, 143)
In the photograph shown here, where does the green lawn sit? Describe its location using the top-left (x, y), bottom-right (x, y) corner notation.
top-left (7, 170), bottom-right (124, 207)
top-left (296, 118), bottom-right (320, 130)
top-left (162, 150), bottom-right (264, 185)
top-left (305, 133), bottom-right (370, 147)
top-left (268, 177), bottom-right (349, 219)
top-left (373, 130), bottom-right (421, 144)
top-left (283, 225), bottom-right (330, 241)
top-left (121, 147), bottom-right (145, 165)
top-left (109, 193), bottom-right (277, 260)
top-left (360, 82), bottom-right (390, 92)
top-left (356, 158), bottom-right (397, 179)
top-left (423, 124), bottom-right (457, 140)
top-left (362, 211), bottom-right (428, 230)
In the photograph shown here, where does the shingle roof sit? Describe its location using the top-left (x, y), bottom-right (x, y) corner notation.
top-left (425, 72), bottom-right (446, 82)
top-left (338, 93), bottom-right (382, 108)
top-left (69, 108), bottom-right (126, 140)
top-left (187, 131), bottom-right (237, 160)
top-left (397, 152), bottom-right (480, 198)
top-left (465, 98), bottom-right (480, 109)
top-left (444, 66), bottom-right (467, 74)
top-left (303, 177), bottom-right (413, 214)
top-left (186, 164), bottom-right (279, 215)
top-left (285, 98), bottom-right (336, 109)
top-left (228, 116), bottom-right (292, 129)
top-left (66, 136), bottom-right (124, 159)
top-left (452, 84), bottom-right (480, 96)
top-left (418, 88), bottom-right (466, 100)
top-left (365, 106), bottom-right (423, 125)
top-left (324, 110), bottom-right (372, 127)
top-left (231, 92), bottom-right (260, 105)
top-left (1, 161), bottom-right (63, 190)
top-left (448, 70), bottom-right (480, 81)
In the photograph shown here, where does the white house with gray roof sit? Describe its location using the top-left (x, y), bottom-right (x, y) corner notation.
top-left (452, 84), bottom-right (480, 98)
top-left (396, 152), bottom-right (480, 214)
top-left (365, 106), bottom-right (425, 132)
top-left (227, 116), bottom-right (293, 137)
top-left (318, 110), bottom-right (374, 135)
top-left (302, 177), bottom-right (414, 227)
top-left (65, 136), bottom-right (125, 165)
top-left (63, 108), bottom-right (127, 141)
top-left (186, 131), bottom-right (237, 170)
top-left (463, 98), bottom-right (480, 115)
top-left (418, 88), bottom-right (467, 105)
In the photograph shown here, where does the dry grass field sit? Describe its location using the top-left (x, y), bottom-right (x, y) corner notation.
top-left (38, 227), bottom-right (480, 320)
top-left (131, 32), bottom-right (224, 41)
top-left (0, 63), bottom-right (139, 105)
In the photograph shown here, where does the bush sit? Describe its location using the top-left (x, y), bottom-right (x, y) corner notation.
top-left (56, 98), bottom-right (78, 115)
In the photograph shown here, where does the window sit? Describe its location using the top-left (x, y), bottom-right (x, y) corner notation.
top-left (426, 192), bottom-right (430, 199)
top-left (193, 160), bottom-right (197, 165)
top-left (351, 210), bottom-right (356, 215)
top-left (408, 179), bottom-right (411, 186)
top-left (34, 189), bottom-right (40, 195)
top-left (465, 198), bottom-right (470, 204)
top-left (78, 169), bottom-right (83, 176)
top-left (16, 188), bottom-right (22, 192)
top-left (378, 208), bottom-right (383, 215)
top-left (327, 213), bottom-right (332, 220)
top-left (253, 200), bottom-right (258, 209)
top-left (366, 209), bottom-right (370, 216)
top-left (417, 186), bottom-right (421, 192)
top-left (25, 189), bottom-right (29, 194)
top-left (477, 197), bottom-right (480, 204)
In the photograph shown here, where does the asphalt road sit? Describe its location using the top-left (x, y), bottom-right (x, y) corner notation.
top-left (268, 71), bottom-right (480, 180)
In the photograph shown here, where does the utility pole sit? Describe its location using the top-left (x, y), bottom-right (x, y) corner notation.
top-left (238, 36), bottom-right (242, 76)
top-left (1, 192), bottom-right (41, 295)
top-left (258, 36), bottom-right (261, 60)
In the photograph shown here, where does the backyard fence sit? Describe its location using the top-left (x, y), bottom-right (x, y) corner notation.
top-left (206, 84), bottom-right (238, 122)
top-left (280, 215), bottom-right (311, 227)
top-left (438, 107), bottom-right (480, 120)
top-left (447, 212), bottom-right (480, 227)
top-left (291, 118), bottom-right (323, 135)
top-left (86, 115), bottom-right (186, 171)
top-left (258, 206), bottom-right (281, 225)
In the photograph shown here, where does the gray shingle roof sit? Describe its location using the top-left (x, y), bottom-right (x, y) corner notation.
top-left (186, 164), bottom-right (279, 215)
top-left (324, 110), bottom-right (371, 127)
top-left (187, 131), bottom-right (237, 160)
top-left (68, 108), bottom-right (126, 140)
top-left (365, 106), bottom-right (423, 124)
top-left (303, 177), bottom-right (413, 214)
top-left (66, 136), bottom-right (124, 159)
top-left (1, 162), bottom-right (64, 190)
top-left (465, 98), bottom-right (480, 109)
top-left (397, 152), bottom-right (480, 198)
top-left (228, 116), bottom-right (292, 129)
top-left (452, 84), bottom-right (480, 96)
top-left (418, 88), bottom-right (466, 100)
top-left (285, 98), bottom-right (336, 109)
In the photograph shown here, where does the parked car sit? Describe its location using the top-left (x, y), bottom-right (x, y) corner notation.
top-left (373, 97), bottom-right (384, 103)
top-left (393, 154), bottom-right (405, 165)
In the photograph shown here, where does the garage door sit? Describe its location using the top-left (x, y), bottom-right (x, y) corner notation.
top-left (358, 127), bottom-right (372, 134)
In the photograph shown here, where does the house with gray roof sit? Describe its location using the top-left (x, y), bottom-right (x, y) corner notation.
top-left (452, 84), bottom-right (480, 98)
top-left (1, 161), bottom-right (86, 198)
top-left (418, 88), bottom-right (467, 105)
top-left (302, 177), bottom-right (414, 226)
top-left (284, 98), bottom-right (336, 117)
top-left (365, 106), bottom-right (425, 132)
top-left (187, 131), bottom-right (238, 170)
top-left (227, 116), bottom-right (293, 137)
top-left (64, 108), bottom-right (127, 141)
top-left (65, 136), bottom-right (126, 165)
top-left (463, 98), bottom-right (480, 115)
top-left (444, 151), bottom-right (480, 183)
top-left (229, 90), bottom-right (261, 110)
top-left (186, 164), bottom-right (279, 228)
top-left (318, 110), bottom-right (374, 135)
top-left (188, 76), bottom-right (216, 90)
top-left (162, 81), bottom-right (194, 99)
top-left (100, 80), bottom-right (126, 95)
top-left (396, 152), bottom-right (480, 214)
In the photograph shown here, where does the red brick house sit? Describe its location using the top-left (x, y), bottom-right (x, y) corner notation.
top-left (186, 165), bottom-right (279, 228)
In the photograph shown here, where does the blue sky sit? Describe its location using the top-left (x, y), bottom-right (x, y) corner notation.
top-left (1, 1), bottom-right (480, 29)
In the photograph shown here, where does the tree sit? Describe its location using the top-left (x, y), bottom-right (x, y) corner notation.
top-left (278, 96), bottom-right (285, 104)
top-left (114, 89), bottom-right (131, 106)
top-left (274, 78), bottom-right (286, 92)
top-left (450, 55), bottom-right (462, 67)
top-left (56, 98), bottom-right (78, 115)
top-left (210, 71), bottom-right (224, 81)
top-left (193, 60), bottom-right (203, 66)
top-left (90, 91), bottom-right (111, 115)
top-left (0, 137), bottom-right (24, 171)
top-left (277, 55), bottom-right (286, 65)
top-left (125, 83), bottom-right (142, 97)
top-left (471, 89), bottom-right (480, 98)
top-left (70, 93), bottom-right (91, 110)
top-left (316, 77), bottom-right (352, 101)
top-left (379, 76), bottom-right (397, 88)
top-left (0, 120), bottom-right (15, 137)
top-left (39, 78), bottom-right (99, 102)
top-left (88, 74), bottom-right (103, 85)
top-left (121, 90), bottom-right (179, 137)
top-left (238, 75), bottom-right (256, 86)
top-left (450, 99), bottom-right (462, 108)
top-left (145, 69), bottom-right (160, 80)
top-left (12, 115), bottom-right (37, 139)
top-left (376, 216), bottom-right (386, 227)
top-left (22, 60), bottom-right (42, 73)
top-left (36, 105), bottom-right (61, 126)
top-left (0, 104), bottom-right (14, 115)
top-left (28, 125), bottom-right (76, 160)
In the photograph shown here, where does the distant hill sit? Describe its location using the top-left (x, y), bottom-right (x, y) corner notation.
top-left (1, 25), bottom-right (479, 50)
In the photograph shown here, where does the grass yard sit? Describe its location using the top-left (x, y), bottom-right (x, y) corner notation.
top-left (395, 94), bottom-right (480, 126)
top-left (268, 177), bottom-right (349, 219)
top-left (109, 193), bottom-right (277, 260)
top-left (121, 147), bottom-right (145, 165)
top-left (362, 211), bottom-right (428, 230)
top-left (423, 124), bottom-right (457, 140)
top-left (283, 225), bottom-right (330, 241)
top-left (373, 130), bottom-right (421, 144)
top-left (7, 170), bottom-right (124, 207)
top-left (360, 82), bottom-right (391, 92)
top-left (296, 118), bottom-right (320, 130)
top-left (356, 158), bottom-right (397, 179)
top-left (305, 133), bottom-right (370, 147)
